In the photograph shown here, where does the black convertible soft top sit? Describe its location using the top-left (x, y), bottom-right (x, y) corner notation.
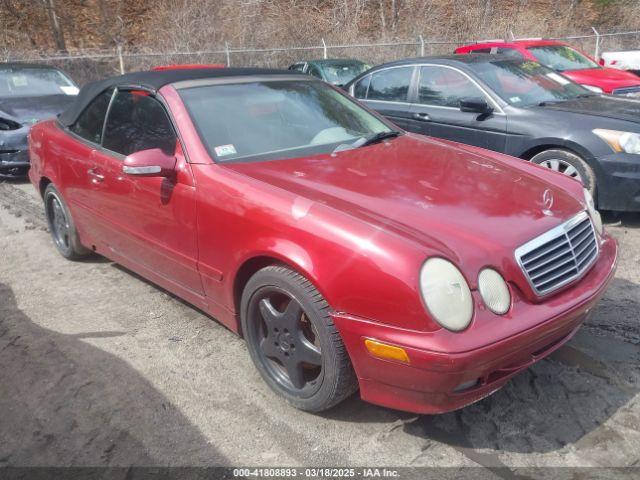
top-left (59, 67), bottom-right (298, 127)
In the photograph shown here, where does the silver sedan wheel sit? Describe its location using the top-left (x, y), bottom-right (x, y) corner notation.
top-left (539, 158), bottom-right (583, 182)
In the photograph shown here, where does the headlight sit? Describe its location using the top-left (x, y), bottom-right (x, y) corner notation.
top-left (593, 128), bottom-right (640, 154)
top-left (581, 84), bottom-right (604, 93)
top-left (584, 188), bottom-right (603, 235)
top-left (419, 258), bottom-right (473, 331)
top-left (478, 269), bottom-right (511, 315)
top-left (0, 117), bottom-right (22, 131)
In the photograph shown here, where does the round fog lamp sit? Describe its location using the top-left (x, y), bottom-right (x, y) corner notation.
top-left (478, 269), bottom-right (511, 315)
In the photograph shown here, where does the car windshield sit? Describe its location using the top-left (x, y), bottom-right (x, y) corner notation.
top-left (0, 67), bottom-right (78, 98)
top-left (469, 59), bottom-right (590, 107)
top-left (527, 45), bottom-right (599, 71)
top-left (320, 62), bottom-right (370, 85)
top-left (180, 80), bottom-right (392, 163)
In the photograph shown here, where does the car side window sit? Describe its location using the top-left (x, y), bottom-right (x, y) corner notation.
top-left (70, 88), bottom-right (113, 144)
top-left (417, 66), bottom-right (486, 108)
top-left (471, 48), bottom-right (492, 54)
top-left (307, 65), bottom-right (323, 79)
top-left (102, 90), bottom-right (177, 157)
top-left (353, 75), bottom-right (370, 99)
top-left (367, 67), bottom-right (412, 102)
top-left (497, 47), bottom-right (523, 58)
top-left (289, 64), bottom-right (305, 72)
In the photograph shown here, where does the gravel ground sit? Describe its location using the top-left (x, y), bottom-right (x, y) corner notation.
top-left (0, 179), bottom-right (639, 473)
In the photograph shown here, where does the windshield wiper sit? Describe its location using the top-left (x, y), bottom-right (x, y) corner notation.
top-left (331, 130), bottom-right (401, 154)
top-left (355, 130), bottom-right (401, 148)
top-left (537, 99), bottom-right (568, 107)
top-left (538, 93), bottom-right (598, 106)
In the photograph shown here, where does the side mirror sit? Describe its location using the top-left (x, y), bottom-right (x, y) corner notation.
top-left (459, 97), bottom-right (493, 114)
top-left (122, 148), bottom-right (176, 177)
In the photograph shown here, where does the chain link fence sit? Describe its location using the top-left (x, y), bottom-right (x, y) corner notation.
top-left (4, 28), bottom-right (640, 85)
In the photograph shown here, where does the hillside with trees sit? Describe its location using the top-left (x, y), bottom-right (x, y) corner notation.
top-left (2, 1), bottom-right (639, 56)
top-left (2, 0), bottom-right (639, 84)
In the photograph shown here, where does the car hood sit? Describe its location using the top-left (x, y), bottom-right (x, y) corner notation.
top-left (0, 95), bottom-right (75, 125)
top-left (537, 94), bottom-right (640, 123)
top-left (225, 134), bottom-right (584, 267)
top-left (563, 67), bottom-right (640, 91)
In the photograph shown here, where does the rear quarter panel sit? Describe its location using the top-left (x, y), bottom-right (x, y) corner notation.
top-left (28, 119), bottom-right (99, 247)
top-left (28, 119), bottom-right (75, 195)
top-left (27, 120), bottom-right (53, 192)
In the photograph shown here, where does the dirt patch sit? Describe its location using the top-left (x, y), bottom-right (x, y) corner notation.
top-left (0, 180), bottom-right (638, 469)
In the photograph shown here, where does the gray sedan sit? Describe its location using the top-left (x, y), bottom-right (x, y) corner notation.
top-left (345, 54), bottom-right (640, 212)
top-left (1, 63), bottom-right (78, 177)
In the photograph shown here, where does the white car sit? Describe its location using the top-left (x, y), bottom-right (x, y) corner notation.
top-left (600, 51), bottom-right (640, 75)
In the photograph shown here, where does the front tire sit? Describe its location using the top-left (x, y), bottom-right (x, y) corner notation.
top-left (44, 184), bottom-right (92, 260)
top-left (241, 265), bottom-right (357, 412)
top-left (530, 149), bottom-right (596, 197)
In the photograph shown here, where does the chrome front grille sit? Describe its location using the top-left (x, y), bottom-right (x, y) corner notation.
top-left (515, 212), bottom-right (599, 296)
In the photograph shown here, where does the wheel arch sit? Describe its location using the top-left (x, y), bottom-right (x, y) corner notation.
top-left (231, 248), bottom-right (328, 333)
top-left (233, 255), bottom-right (284, 316)
top-left (39, 176), bottom-right (53, 198)
top-left (519, 140), bottom-right (603, 194)
top-left (519, 140), bottom-right (595, 167)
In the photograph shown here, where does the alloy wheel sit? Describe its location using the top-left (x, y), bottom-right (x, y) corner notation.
top-left (247, 287), bottom-right (324, 396)
top-left (48, 195), bottom-right (70, 251)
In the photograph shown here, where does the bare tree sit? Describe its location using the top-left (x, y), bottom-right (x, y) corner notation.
top-left (1, 0), bottom-right (39, 50)
top-left (41, 0), bottom-right (66, 51)
top-left (390, 0), bottom-right (399, 33)
top-left (379, 0), bottom-right (386, 31)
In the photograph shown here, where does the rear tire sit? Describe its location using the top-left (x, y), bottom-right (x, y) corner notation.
top-left (44, 184), bottom-right (92, 260)
top-left (241, 265), bottom-right (358, 412)
top-left (530, 149), bottom-right (596, 197)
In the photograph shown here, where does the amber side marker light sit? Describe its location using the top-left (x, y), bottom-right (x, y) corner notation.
top-left (364, 339), bottom-right (410, 364)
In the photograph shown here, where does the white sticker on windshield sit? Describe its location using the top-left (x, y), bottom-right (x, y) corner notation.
top-left (214, 144), bottom-right (237, 157)
top-left (11, 75), bottom-right (28, 87)
top-left (546, 72), bottom-right (570, 85)
top-left (510, 96), bottom-right (521, 103)
top-left (60, 86), bottom-right (79, 95)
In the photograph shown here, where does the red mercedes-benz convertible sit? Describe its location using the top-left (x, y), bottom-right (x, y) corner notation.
top-left (28, 68), bottom-right (617, 414)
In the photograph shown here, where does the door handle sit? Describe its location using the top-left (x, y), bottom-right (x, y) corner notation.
top-left (412, 112), bottom-right (431, 122)
top-left (87, 168), bottom-right (105, 183)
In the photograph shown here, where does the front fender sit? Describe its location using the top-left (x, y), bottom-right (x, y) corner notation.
top-left (228, 240), bottom-right (319, 306)
top-left (193, 164), bottom-right (435, 333)
top-left (517, 137), bottom-right (596, 164)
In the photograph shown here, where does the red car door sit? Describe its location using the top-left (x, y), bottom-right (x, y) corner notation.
top-left (87, 88), bottom-right (204, 298)
top-left (60, 88), bottom-right (115, 243)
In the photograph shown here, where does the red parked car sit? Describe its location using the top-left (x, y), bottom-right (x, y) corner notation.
top-left (455, 39), bottom-right (640, 96)
top-left (28, 68), bottom-right (617, 414)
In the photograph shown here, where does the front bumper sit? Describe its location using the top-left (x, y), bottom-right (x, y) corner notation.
top-left (333, 235), bottom-right (617, 414)
top-left (596, 152), bottom-right (640, 211)
top-left (0, 149), bottom-right (30, 177)
top-left (1, 128), bottom-right (30, 177)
